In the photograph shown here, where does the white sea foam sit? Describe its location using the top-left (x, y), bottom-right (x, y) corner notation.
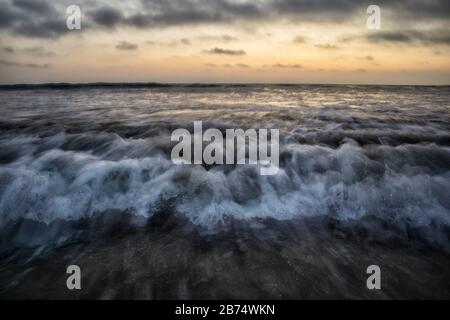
top-left (0, 85), bottom-right (449, 248)
top-left (0, 133), bottom-right (449, 232)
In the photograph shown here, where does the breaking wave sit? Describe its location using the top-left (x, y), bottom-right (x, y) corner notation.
top-left (0, 85), bottom-right (449, 250)
top-left (0, 131), bottom-right (449, 247)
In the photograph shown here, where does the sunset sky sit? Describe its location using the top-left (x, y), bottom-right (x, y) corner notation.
top-left (0, 0), bottom-right (449, 85)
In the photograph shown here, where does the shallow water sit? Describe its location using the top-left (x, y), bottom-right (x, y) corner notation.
top-left (0, 84), bottom-right (449, 298)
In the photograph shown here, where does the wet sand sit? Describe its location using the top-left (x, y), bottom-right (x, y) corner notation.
top-left (1, 214), bottom-right (449, 299)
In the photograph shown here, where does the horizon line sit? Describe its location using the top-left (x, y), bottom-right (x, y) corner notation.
top-left (1, 81), bottom-right (449, 88)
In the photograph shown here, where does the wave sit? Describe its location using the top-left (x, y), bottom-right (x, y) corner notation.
top-left (0, 84), bottom-right (449, 251)
top-left (0, 82), bottom-right (254, 91)
top-left (0, 131), bottom-right (449, 249)
top-left (1, 83), bottom-right (448, 91)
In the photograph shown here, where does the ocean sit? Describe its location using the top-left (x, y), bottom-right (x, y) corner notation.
top-left (0, 84), bottom-right (449, 298)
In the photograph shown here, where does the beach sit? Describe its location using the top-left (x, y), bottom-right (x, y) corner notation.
top-left (0, 84), bottom-right (449, 298)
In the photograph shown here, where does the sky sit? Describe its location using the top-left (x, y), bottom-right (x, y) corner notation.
top-left (0, 0), bottom-right (449, 85)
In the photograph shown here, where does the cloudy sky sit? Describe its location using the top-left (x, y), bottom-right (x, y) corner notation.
top-left (0, 0), bottom-right (449, 84)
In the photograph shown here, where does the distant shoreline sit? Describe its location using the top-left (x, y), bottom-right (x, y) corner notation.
top-left (0, 82), bottom-right (449, 90)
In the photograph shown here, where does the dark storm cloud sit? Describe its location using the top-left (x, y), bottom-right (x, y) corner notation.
top-left (0, 0), bottom-right (66, 38)
top-left (91, 6), bottom-right (124, 27)
top-left (366, 30), bottom-right (450, 46)
top-left (7, 0), bottom-right (65, 38)
top-left (0, 0), bottom-right (449, 39)
top-left (85, 0), bottom-right (450, 31)
top-left (385, 0), bottom-right (450, 20)
top-left (271, 0), bottom-right (360, 19)
top-left (116, 41), bottom-right (138, 50)
top-left (0, 1), bottom-right (23, 28)
top-left (12, 0), bottom-right (55, 15)
top-left (126, 0), bottom-right (261, 27)
top-left (13, 19), bottom-right (67, 38)
top-left (338, 29), bottom-right (450, 46)
top-left (89, 0), bottom-right (260, 29)
top-left (368, 32), bottom-right (412, 43)
top-left (203, 47), bottom-right (246, 55)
